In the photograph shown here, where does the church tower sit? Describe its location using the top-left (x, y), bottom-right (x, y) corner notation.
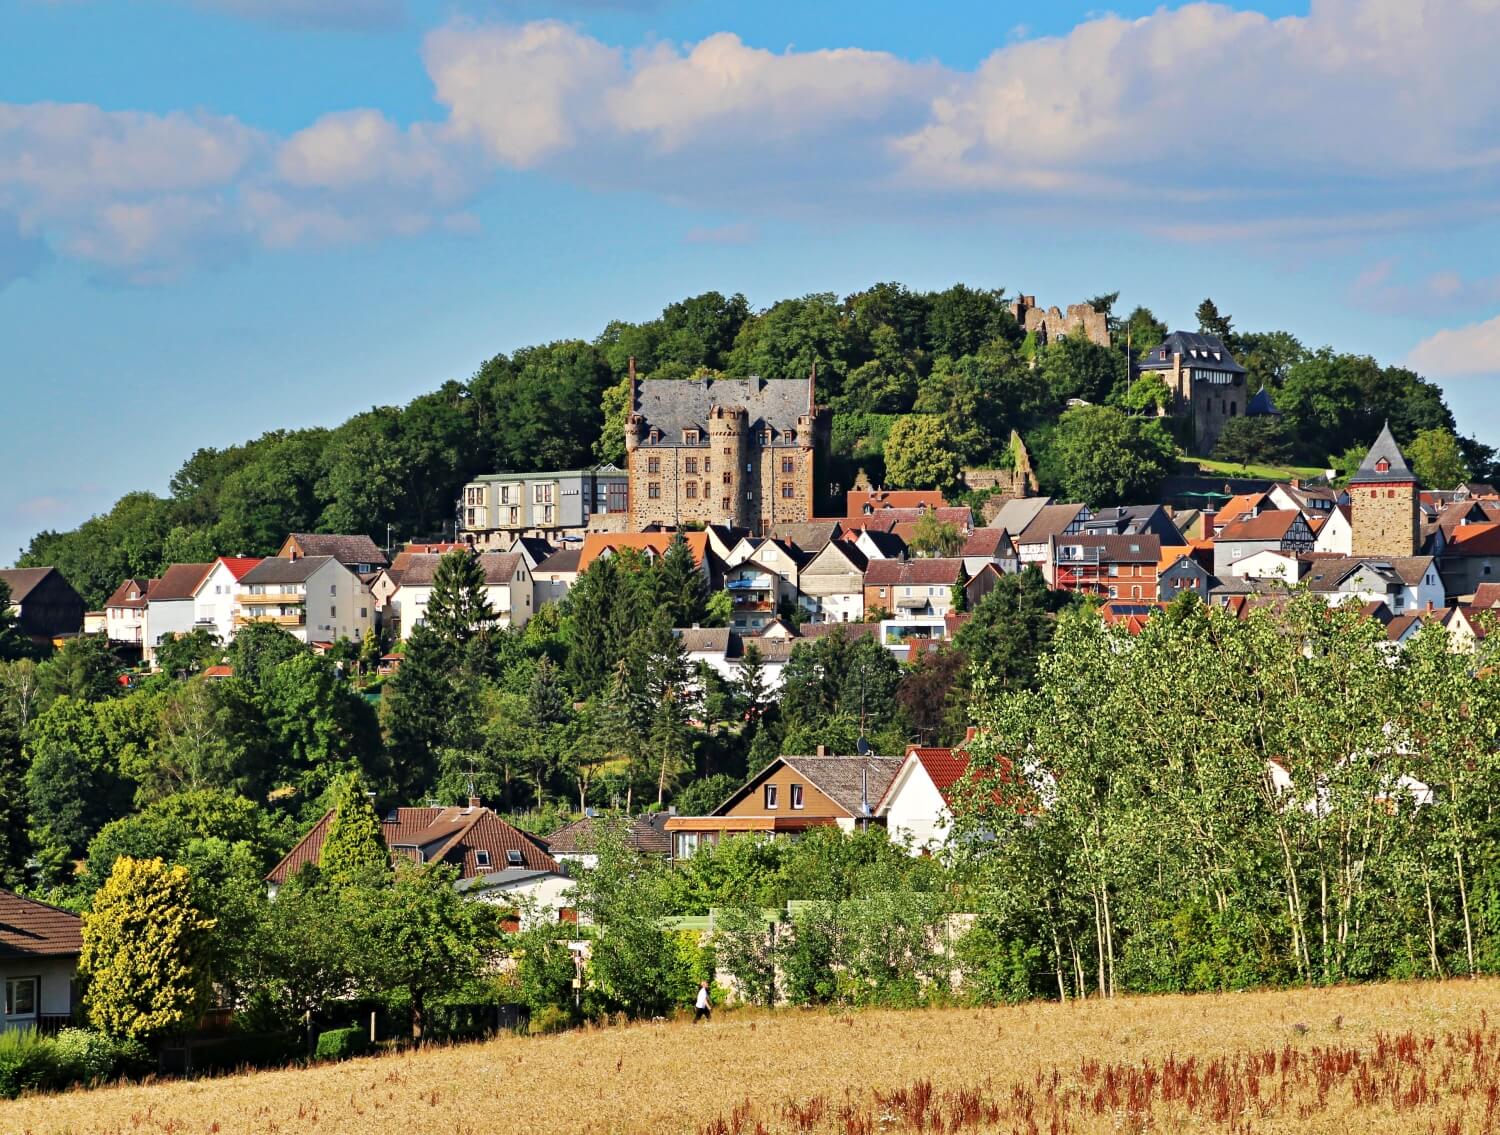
top-left (1349, 422), bottom-right (1420, 558)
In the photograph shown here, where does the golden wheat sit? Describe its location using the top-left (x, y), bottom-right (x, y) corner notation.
top-left (8, 980), bottom-right (1500, 1134)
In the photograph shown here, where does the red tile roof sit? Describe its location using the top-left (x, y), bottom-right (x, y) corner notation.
top-left (846, 490), bottom-right (947, 516)
top-left (216, 556), bottom-right (263, 582)
top-left (1217, 510), bottom-right (1302, 542)
top-left (1472, 583), bottom-right (1500, 608)
top-left (577, 531), bottom-right (711, 571)
top-left (266, 805), bottom-right (558, 884)
top-left (0, 889), bottom-right (82, 957)
top-left (960, 529), bottom-right (1010, 557)
top-left (864, 558), bottom-right (964, 586)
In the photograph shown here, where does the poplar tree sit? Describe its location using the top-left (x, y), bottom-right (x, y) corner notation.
top-left (320, 772), bottom-right (388, 886)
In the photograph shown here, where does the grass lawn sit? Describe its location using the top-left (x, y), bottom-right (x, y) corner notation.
top-left (8, 979), bottom-right (1500, 1133)
top-left (1187, 457), bottom-right (1329, 482)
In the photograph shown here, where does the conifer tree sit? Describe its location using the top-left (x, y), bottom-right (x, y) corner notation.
top-left (320, 772), bottom-right (388, 886)
top-left (656, 533), bottom-right (709, 626)
top-left (565, 556), bottom-right (618, 696)
top-left (423, 549), bottom-right (497, 648)
top-left (81, 857), bottom-right (216, 1040)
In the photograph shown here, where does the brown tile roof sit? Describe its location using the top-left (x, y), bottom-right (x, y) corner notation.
top-left (148, 563), bottom-right (215, 602)
top-left (794, 621), bottom-right (880, 643)
top-left (1217, 510), bottom-right (1301, 542)
top-left (0, 889), bottom-right (82, 957)
top-left (676, 627), bottom-right (734, 654)
top-left (1016, 503), bottom-right (1087, 543)
top-left (1472, 583), bottom-right (1500, 609)
top-left (577, 531), bottom-right (711, 571)
top-left (0, 568), bottom-right (59, 605)
top-left (961, 529), bottom-right (1010, 557)
top-left (776, 756), bottom-right (906, 816)
top-left (535, 548), bottom-right (582, 574)
top-left (266, 805), bottom-right (558, 884)
top-left (864, 558), bottom-right (964, 586)
top-left (857, 507), bottom-right (974, 534)
top-left (284, 534), bottom-right (389, 568)
top-left (105, 578), bottom-right (152, 610)
top-left (545, 814), bottom-right (672, 856)
top-left (769, 521), bottom-right (844, 551)
top-left (398, 552), bottom-right (526, 588)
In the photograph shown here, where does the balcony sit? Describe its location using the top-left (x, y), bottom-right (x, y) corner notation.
top-left (733, 599), bottom-right (775, 612)
top-left (239, 591), bottom-right (306, 607)
top-left (234, 612), bottom-right (306, 627)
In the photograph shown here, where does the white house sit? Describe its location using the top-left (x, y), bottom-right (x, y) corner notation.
top-left (1229, 549), bottom-right (1303, 582)
top-left (1312, 506), bottom-right (1354, 555)
top-left (104, 578), bottom-right (151, 648)
top-left (1, 890), bottom-right (81, 1033)
top-left (142, 563), bottom-right (214, 665)
top-left (532, 548), bottom-right (582, 610)
top-left (676, 627), bottom-right (792, 692)
top-left (236, 555), bottom-right (373, 645)
top-left (797, 539), bottom-right (868, 624)
top-left (961, 528), bottom-right (1018, 578)
top-left (191, 557), bottom-right (263, 644)
top-left (1304, 556), bottom-right (1446, 616)
top-left (876, 745), bottom-right (969, 854)
top-left (394, 552), bottom-right (533, 641)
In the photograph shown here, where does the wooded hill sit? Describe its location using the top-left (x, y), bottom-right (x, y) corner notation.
top-left (17, 284), bottom-right (1485, 608)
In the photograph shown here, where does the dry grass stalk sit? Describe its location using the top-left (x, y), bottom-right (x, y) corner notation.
top-left (7, 980), bottom-right (1500, 1134)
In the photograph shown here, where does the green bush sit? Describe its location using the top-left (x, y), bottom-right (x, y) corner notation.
top-left (313, 1026), bottom-right (369, 1062)
top-left (0, 1028), bottom-right (60, 1099)
top-left (51, 1028), bottom-right (118, 1085)
top-left (526, 1004), bottom-right (574, 1036)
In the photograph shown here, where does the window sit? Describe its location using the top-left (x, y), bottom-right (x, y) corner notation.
top-left (506, 849), bottom-right (525, 866)
top-left (648, 483), bottom-right (661, 500)
top-left (534, 484), bottom-right (554, 504)
top-left (723, 447), bottom-right (732, 456)
top-left (475, 850), bottom-right (491, 868)
top-left (721, 498), bottom-right (731, 511)
top-left (791, 783), bottom-right (804, 809)
top-left (330, 606), bottom-right (337, 617)
top-left (508, 507), bottom-right (519, 525)
top-left (1108, 586), bottom-right (1118, 598)
top-left (686, 482), bottom-right (698, 499)
top-left (1130, 586), bottom-right (1141, 599)
top-left (781, 456), bottom-right (795, 474)
top-left (782, 483), bottom-right (795, 499)
top-left (704, 457), bottom-right (712, 472)
top-left (5, 976), bottom-right (37, 1020)
top-left (761, 430), bottom-right (772, 444)
top-left (675, 832), bottom-right (700, 859)
top-left (722, 472), bottom-right (732, 485)
top-left (1107, 563), bottom-right (1120, 577)
top-left (684, 429), bottom-right (699, 444)
top-left (764, 784), bottom-right (778, 809)
top-left (685, 457), bottom-right (698, 475)
top-left (647, 457), bottom-right (661, 475)
top-left (360, 607), bottom-right (367, 618)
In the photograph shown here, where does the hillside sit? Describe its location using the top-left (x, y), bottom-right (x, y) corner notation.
top-left (7, 979), bottom-right (1499, 1134)
top-left (14, 283), bottom-right (1481, 607)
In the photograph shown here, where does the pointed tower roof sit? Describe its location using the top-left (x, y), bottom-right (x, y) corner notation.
top-left (1246, 385), bottom-right (1279, 417)
top-left (1349, 422), bottom-right (1417, 486)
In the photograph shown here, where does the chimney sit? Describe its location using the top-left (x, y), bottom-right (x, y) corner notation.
top-left (468, 795), bottom-right (481, 810)
top-left (808, 362), bottom-right (817, 413)
top-left (963, 725), bottom-right (978, 744)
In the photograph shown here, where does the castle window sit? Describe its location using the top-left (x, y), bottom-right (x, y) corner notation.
top-left (722, 472), bottom-right (732, 485)
top-left (647, 457), bottom-right (660, 475)
top-left (786, 430), bottom-right (795, 443)
top-left (1388, 490), bottom-right (1395, 498)
top-left (721, 498), bottom-right (730, 511)
top-left (723, 447), bottom-right (732, 456)
top-left (781, 456), bottom-right (795, 474)
top-left (782, 483), bottom-right (795, 499)
top-left (704, 457), bottom-right (711, 472)
top-left (1230, 402), bottom-right (1237, 416)
top-left (685, 457), bottom-right (698, 475)
top-left (684, 429), bottom-right (699, 444)
top-left (761, 430), bottom-right (772, 444)
top-left (650, 429), bottom-right (661, 444)
top-left (648, 483), bottom-right (661, 499)
top-left (686, 482), bottom-right (698, 499)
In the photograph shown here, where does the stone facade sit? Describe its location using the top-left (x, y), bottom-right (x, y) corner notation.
top-left (1010, 295), bottom-right (1110, 348)
top-left (1349, 423), bottom-right (1421, 559)
top-left (1137, 331), bottom-right (1249, 456)
top-left (625, 374), bottom-right (827, 534)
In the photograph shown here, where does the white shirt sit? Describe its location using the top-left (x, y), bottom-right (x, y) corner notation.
top-left (696, 987), bottom-right (710, 1009)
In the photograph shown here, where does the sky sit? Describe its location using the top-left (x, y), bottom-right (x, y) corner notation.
top-left (4, 0), bottom-right (1500, 564)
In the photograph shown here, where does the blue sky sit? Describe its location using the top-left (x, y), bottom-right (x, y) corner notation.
top-left (4, 0), bottom-right (1500, 564)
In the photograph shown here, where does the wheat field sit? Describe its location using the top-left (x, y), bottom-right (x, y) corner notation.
top-left (8, 981), bottom-right (1500, 1134)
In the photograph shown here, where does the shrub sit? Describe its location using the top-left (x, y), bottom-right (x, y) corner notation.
top-left (527, 1004), bottom-right (574, 1036)
top-left (0, 1028), bottom-right (60, 1099)
top-left (313, 1026), bottom-right (368, 1062)
top-left (51, 1028), bottom-right (118, 1085)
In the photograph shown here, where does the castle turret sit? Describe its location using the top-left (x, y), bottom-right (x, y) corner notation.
top-left (709, 403), bottom-right (749, 527)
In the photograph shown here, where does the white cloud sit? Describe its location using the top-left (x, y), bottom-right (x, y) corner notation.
top-left (1409, 316), bottom-right (1500, 377)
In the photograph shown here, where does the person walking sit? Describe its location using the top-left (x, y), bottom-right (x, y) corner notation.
top-left (693, 981), bottom-right (711, 1022)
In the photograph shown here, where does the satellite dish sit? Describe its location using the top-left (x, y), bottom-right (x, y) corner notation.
top-left (856, 736), bottom-right (871, 756)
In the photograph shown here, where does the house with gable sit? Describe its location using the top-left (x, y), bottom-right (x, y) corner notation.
top-left (1049, 535), bottom-right (1161, 599)
top-left (277, 533), bottom-right (388, 580)
top-left (191, 556), bottom-right (262, 644)
top-left (663, 755), bottom-right (904, 861)
top-left (960, 528), bottom-right (1018, 577)
top-left (393, 552), bottom-right (533, 641)
top-left (235, 556), bottom-right (373, 646)
top-left (142, 563), bottom-right (214, 665)
top-left (1304, 556), bottom-right (1445, 616)
top-left (1135, 330), bottom-right (1250, 454)
top-left (796, 538), bottom-right (868, 623)
top-left (1157, 551), bottom-right (1216, 602)
top-left (864, 558), bottom-right (963, 620)
top-left (104, 578), bottom-right (152, 650)
top-left (1213, 510), bottom-right (1316, 579)
top-left (266, 798), bottom-right (569, 924)
top-left (1, 889), bottom-right (82, 1034)
top-left (0, 568), bottom-right (85, 644)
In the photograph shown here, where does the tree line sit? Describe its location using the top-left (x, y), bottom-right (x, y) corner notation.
top-left (16, 285), bottom-right (1481, 607)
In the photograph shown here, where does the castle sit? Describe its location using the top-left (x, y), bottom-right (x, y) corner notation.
top-left (1010, 294), bottom-right (1110, 348)
top-left (625, 368), bottom-right (828, 533)
top-left (1135, 331), bottom-right (1272, 455)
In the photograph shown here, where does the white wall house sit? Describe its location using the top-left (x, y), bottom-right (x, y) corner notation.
top-left (677, 627), bottom-right (791, 693)
top-left (104, 578), bottom-right (150, 647)
top-left (143, 563), bottom-right (214, 665)
top-left (798, 540), bottom-right (867, 624)
top-left (1313, 507), bottom-right (1353, 555)
top-left (236, 555), bottom-right (373, 645)
top-left (1229, 549), bottom-right (1302, 582)
top-left (394, 552), bottom-right (533, 641)
top-left (1, 890), bottom-right (82, 1033)
top-left (191, 557), bottom-right (262, 645)
top-left (876, 747), bottom-right (962, 854)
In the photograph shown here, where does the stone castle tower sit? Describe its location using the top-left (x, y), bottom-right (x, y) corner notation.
top-left (708, 403), bottom-right (750, 526)
top-left (1349, 422), bottom-right (1420, 558)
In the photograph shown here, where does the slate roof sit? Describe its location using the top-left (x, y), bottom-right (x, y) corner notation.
top-left (633, 378), bottom-right (815, 443)
top-left (266, 804), bottom-right (557, 885)
top-left (1303, 556), bottom-right (1436, 591)
top-left (769, 521), bottom-right (843, 551)
top-left (1137, 331), bottom-right (1247, 374)
top-left (987, 497), bottom-right (1053, 537)
top-left (1217, 510), bottom-right (1305, 543)
top-left (284, 533), bottom-right (389, 568)
top-left (511, 536), bottom-right (557, 565)
top-left (398, 552), bottom-right (526, 588)
top-left (864, 558), bottom-right (964, 586)
top-left (1057, 534), bottom-right (1161, 563)
top-left (147, 563), bottom-right (215, 602)
top-left (545, 813), bottom-right (672, 856)
top-left (0, 568), bottom-right (59, 605)
top-left (239, 556), bottom-right (338, 586)
top-left (0, 889), bottom-right (82, 957)
top-left (1349, 423), bottom-right (1418, 486)
top-left (749, 755), bottom-right (905, 818)
top-left (1247, 386), bottom-right (1279, 416)
top-left (535, 548), bottom-right (582, 575)
top-left (104, 578), bottom-right (152, 610)
top-left (855, 529), bottom-right (909, 558)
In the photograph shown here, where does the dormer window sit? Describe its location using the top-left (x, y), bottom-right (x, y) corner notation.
top-left (761, 429), bottom-right (773, 444)
top-left (649, 429), bottom-right (661, 444)
top-left (683, 429), bottom-right (700, 445)
top-left (1375, 458), bottom-right (1391, 473)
